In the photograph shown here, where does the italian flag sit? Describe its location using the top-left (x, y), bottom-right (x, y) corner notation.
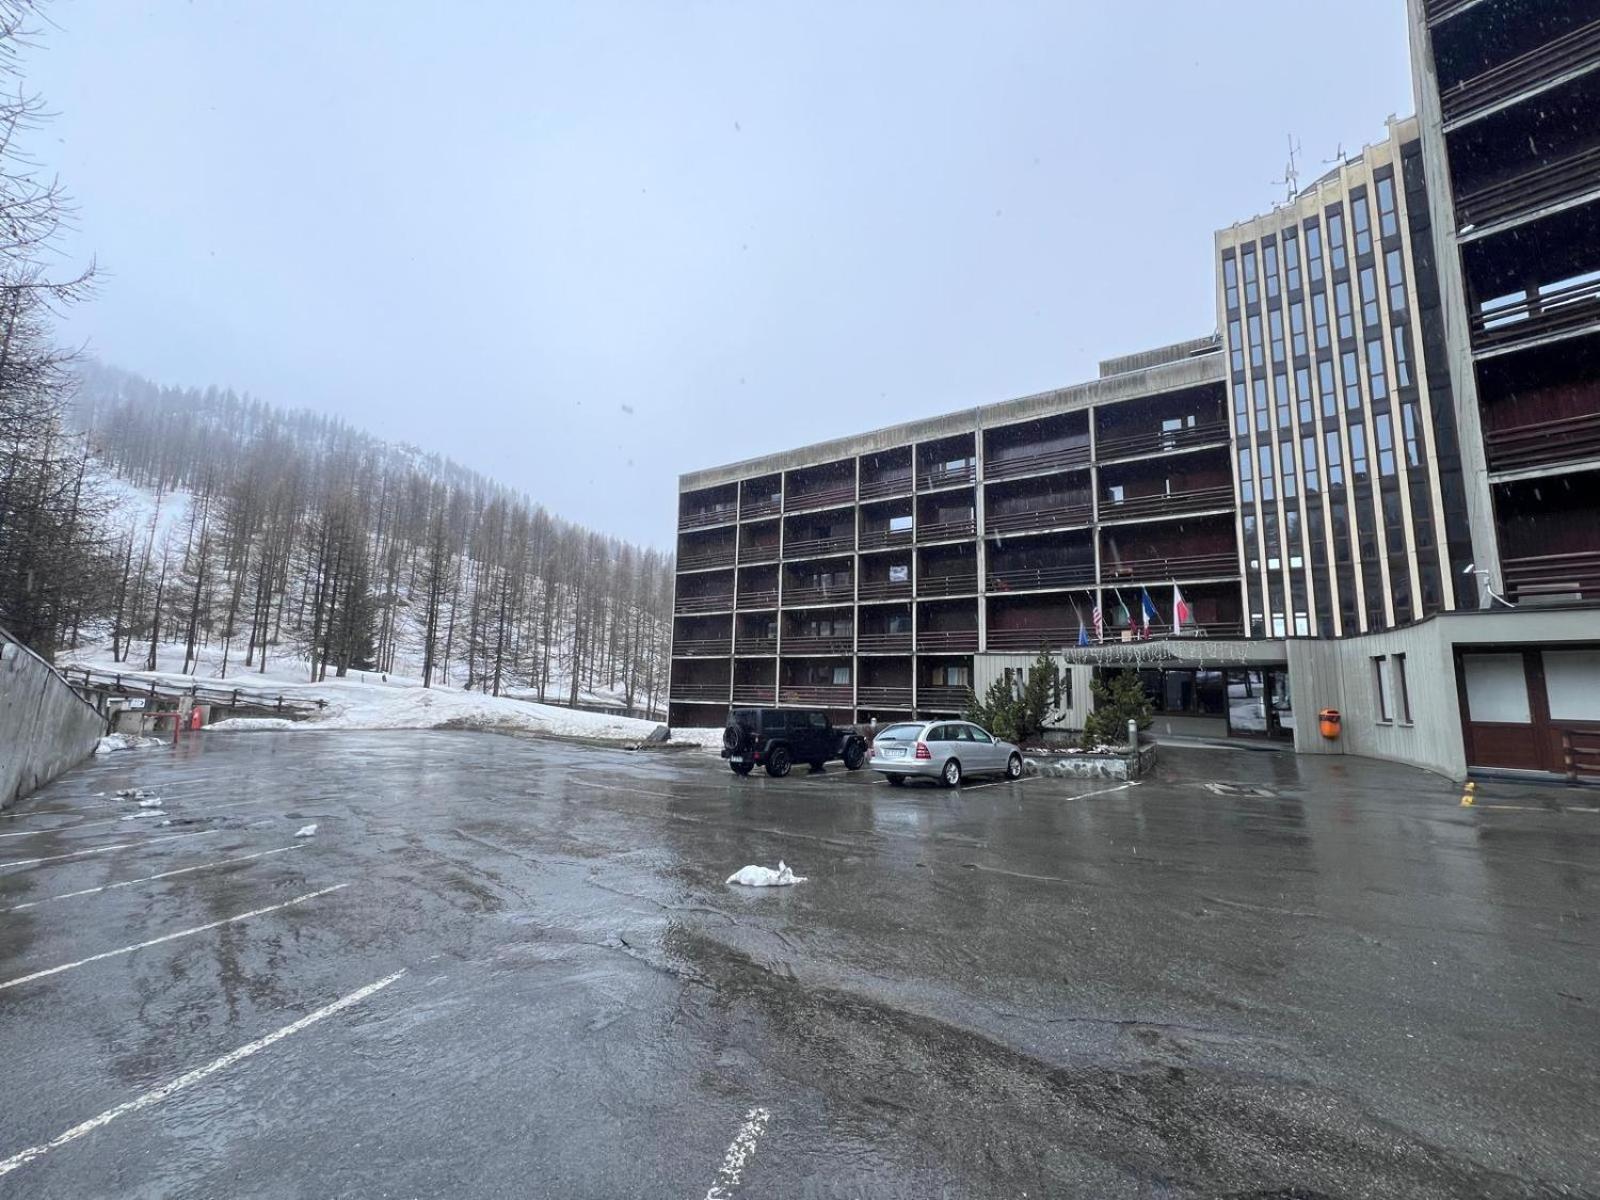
top-left (1172, 584), bottom-right (1191, 635)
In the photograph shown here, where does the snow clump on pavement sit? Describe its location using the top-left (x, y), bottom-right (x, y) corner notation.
top-left (726, 861), bottom-right (806, 887)
top-left (207, 717), bottom-right (298, 732)
top-left (95, 734), bottom-right (165, 755)
top-left (295, 824), bottom-right (318, 838)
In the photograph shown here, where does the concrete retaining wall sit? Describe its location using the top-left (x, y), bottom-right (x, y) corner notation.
top-left (1, 631), bottom-right (107, 810)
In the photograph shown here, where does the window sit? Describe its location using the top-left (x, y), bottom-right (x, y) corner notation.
top-left (1400, 398), bottom-right (1423, 467)
top-left (1242, 246), bottom-right (1258, 303)
top-left (1385, 248), bottom-right (1407, 312)
top-left (1275, 372), bottom-right (1290, 429)
top-left (1233, 381), bottom-right (1249, 435)
top-left (1243, 513), bottom-right (1260, 570)
top-left (1376, 175), bottom-right (1399, 239)
top-left (1264, 242), bottom-right (1280, 300)
top-left (1269, 308), bottom-right (1285, 363)
top-left (1283, 228), bottom-right (1301, 291)
top-left (1374, 411), bottom-right (1395, 476)
top-left (1238, 447), bottom-right (1254, 502)
top-left (1334, 281), bottom-right (1354, 340)
top-left (1301, 435), bottom-right (1320, 492)
top-left (1544, 650), bottom-right (1600, 720)
top-left (1312, 292), bottom-right (1330, 349)
top-left (1349, 422), bottom-right (1368, 477)
top-left (1373, 655), bottom-right (1393, 721)
top-left (1254, 378), bottom-right (1269, 432)
top-left (1462, 654), bottom-right (1530, 723)
top-left (1296, 366), bottom-right (1313, 424)
top-left (1319, 359), bottom-right (1337, 417)
top-left (1229, 318), bottom-right (1244, 372)
top-left (1325, 429), bottom-right (1344, 486)
top-left (1327, 209), bottom-right (1347, 270)
top-left (830, 666), bottom-right (850, 686)
top-left (1280, 440), bottom-right (1297, 497)
top-left (1223, 255), bottom-right (1239, 311)
top-left (1248, 314), bottom-right (1264, 368)
top-left (1351, 194), bottom-right (1372, 256)
top-left (932, 665), bottom-right (971, 688)
top-left (888, 563), bottom-right (909, 583)
top-left (1393, 652), bottom-right (1411, 722)
top-left (1366, 339), bottom-right (1389, 401)
top-left (1392, 326), bottom-right (1412, 388)
top-left (1257, 443), bottom-right (1275, 500)
top-left (1290, 301), bottom-right (1307, 356)
top-left (1108, 483), bottom-right (1124, 503)
top-left (1342, 350), bottom-right (1362, 411)
top-left (1306, 222), bottom-right (1325, 283)
top-left (888, 514), bottom-right (912, 532)
top-left (1359, 266), bottom-right (1379, 327)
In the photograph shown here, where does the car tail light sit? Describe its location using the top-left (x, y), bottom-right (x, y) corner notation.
top-left (914, 742), bottom-right (931, 760)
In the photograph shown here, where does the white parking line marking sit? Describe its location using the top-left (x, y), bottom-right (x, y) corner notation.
top-left (704, 1106), bottom-right (770, 1200)
top-left (568, 779), bottom-right (676, 801)
top-left (0, 817), bottom-right (128, 840)
top-left (1065, 781), bottom-right (1141, 801)
top-left (959, 776), bottom-right (1037, 792)
top-left (0, 968), bottom-right (406, 1179)
top-left (0, 883), bottom-right (349, 991)
top-left (1, 845), bottom-right (305, 913)
top-left (0, 830), bottom-right (218, 870)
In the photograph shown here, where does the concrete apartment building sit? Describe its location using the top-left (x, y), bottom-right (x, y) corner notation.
top-left (668, 2), bottom-right (1600, 783)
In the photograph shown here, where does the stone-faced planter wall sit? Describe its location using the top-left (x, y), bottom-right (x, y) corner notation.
top-left (1022, 740), bottom-right (1155, 780)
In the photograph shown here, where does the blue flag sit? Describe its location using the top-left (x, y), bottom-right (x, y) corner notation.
top-left (1139, 587), bottom-right (1159, 626)
top-left (1077, 618), bottom-right (1089, 647)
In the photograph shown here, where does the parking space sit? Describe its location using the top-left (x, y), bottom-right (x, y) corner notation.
top-left (0, 730), bottom-right (1595, 1197)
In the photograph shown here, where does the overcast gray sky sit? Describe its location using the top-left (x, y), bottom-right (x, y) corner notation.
top-left (32, 1), bottom-right (1415, 549)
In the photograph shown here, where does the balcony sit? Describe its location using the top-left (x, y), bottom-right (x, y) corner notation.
top-left (857, 632), bottom-right (913, 654)
top-left (680, 503), bottom-right (738, 531)
top-left (741, 496), bottom-right (781, 521)
top-left (737, 542), bottom-right (780, 565)
top-left (1094, 420), bottom-right (1230, 463)
top-left (856, 579), bottom-right (914, 602)
top-left (1100, 551), bottom-right (1239, 582)
top-left (675, 594), bottom-right (734, 615)
top-left (917, 685), bottom-right (969, 710)
top-left (1098, 486), bottom-right (1234, 524)
top-left (987, 626), bottom-right (1074, 651)
top-left (781, 635), bottom-right (854, 655)
top-left (857, 527), bottom-right (914, 551)
top-left (916, 516), bottom-right (977, 542)
top-left (1456, 145), bottom-right (1600, 236)
top-left (736, 588), bottom-right (778, 610)
top-left (986, 564), bottom-right (1096, 593)
top-left (916, 629), bottom-right (979, 653)
top-left (985, 502), bottom-right (1092, 535)
top-left (1484, 411), bottom-right (1600, 473)
top-left (1501, 550), bottom-right (1600, 601)
top-left (918, 573), bottom-right (978, 598)
top-left (1472, 277), bottom-right (1600, 355)
top-left (982, 444), bottom-right (1090, 482)
top-left (673, 637), bottom-right (732, 657)
top-left (1440, 18), bottom-right (1600, 128)
top-left (783, 584), bottom-right (853, 606)
top-left (859, 474), bottom-right (914, 501)
top-left (857, 685), bottom-right (913, 708)
top-left (678, 547), bottom-right (736, 572)
top-left (917, 462), bottom-right (976, 491)
top-left (784, 533), bottom-right (855, 559)
top-left (672, 683), bottom-right (729, 703)
top-left (786, 483), bottom-right (856, 512)
top-left (734, 635), bottom-right (778, 656)
top-left (779, 684), bottom-right (853, 706)
top-left (732, 684), bottom-right (776, 704)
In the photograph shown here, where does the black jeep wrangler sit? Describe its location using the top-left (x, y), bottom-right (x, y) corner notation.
top-left (720, 708), bottom-right (868, 777)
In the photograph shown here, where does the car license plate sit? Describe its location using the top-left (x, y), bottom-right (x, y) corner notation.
top-left (729, 756), bottom-right (746, 764)
top-left (882, 747), bottom-right (906, 758)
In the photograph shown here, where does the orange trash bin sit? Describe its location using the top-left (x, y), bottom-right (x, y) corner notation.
top-left (1319, 708), bottom-right (1341, 739)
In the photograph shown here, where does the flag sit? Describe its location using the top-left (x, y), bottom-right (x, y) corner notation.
top-left (1078, 617), bottom-right (1089, 647)
top-left (1173, 583), bottom-right (1191, 635)
top-left (1092, 602), bottom-right (1104, 642)
top-left (1114, 588), bottom-right (1131, 627)
top-left (1139, 587), bottom-right (1158, 636)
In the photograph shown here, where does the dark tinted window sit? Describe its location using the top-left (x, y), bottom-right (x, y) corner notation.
top-left (873, 723), bottom-right (921, 741)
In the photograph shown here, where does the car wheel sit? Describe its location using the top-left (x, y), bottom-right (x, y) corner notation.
top-left (842, 742), bottom-right (865, 770)
top-left (884, 774), bottom-right (906, 787)
top-left (1006, 753), bottom-right (1024, 780)
top-left (730, 762), bottom-right (754, 776)
top-left (765, 746), bottom-right (792, 778)
top-left (942, 759), bottom-right (962, 788)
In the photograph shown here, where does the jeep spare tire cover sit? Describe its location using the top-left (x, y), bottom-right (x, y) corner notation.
top-left (722, 725), bottom-right (744, 752)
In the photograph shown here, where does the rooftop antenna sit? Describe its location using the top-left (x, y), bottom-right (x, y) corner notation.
top-left (1271, 134), bottom-right (1303, 203)
top-left (1324, 141), bottom-right (1348, 167)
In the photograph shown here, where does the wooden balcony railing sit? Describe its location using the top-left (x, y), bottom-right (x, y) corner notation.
top-left (784, 534), bottom-right (855, 559)
top-left (1098, 485), bottom-right (1234, 522)
top-left (672, 683), bottom-right (729, 702)
top-left (918, 573), bottom-right (978, 598)
top-left (1501, 550), bottom-right (1600, 601)
top-left (680, 504), bottom-right (738, 530)
top-left (732, 684), bottom-right (776, 704)
top-left (857, 527), bottom-right (914, 551)
top-left (916, 517), bottom-right (977, 542)
top-left (736, 588), bottom-right (778, 610)
top-left (856, 579), bottom-right (914, 602)
top-left (986, 563), bottom-right (1096, 592)
top-left (916, 629), bottom-right (979, 652)
top-left (917, 686), bottom-right (970, 710)
top-left (783, 584), bottom-right (853, 606)
top-left (1094, 420), bottom-right (1230, 463)
top-left (734, 636), bottom-right (777, 656)
top-left (1440, 18), bottom-right (1600, 127)
top-left (738, 543), bottom-right (780, 564)
top-left (1472, 277), bottom-right (1600, 354)
top-left (1560, 726), bottom-right (1600, 783)
top-left (985, 502), bottom-right (1092, 535)
top-left (1456, 144), bottom-right (1600, 233)
top-left (1100, 551), bottom-right (1239, 581)
top-left (678, 548), bottom-right (736, 571)
top-left (675, 594), bottom-right (734, 614)
top-left (982, 443), bottom-right (1090, 481)
top-left (779, 684), bottom-right (853, 705)
top-left (857, 632), bottom-right (913, 653)
top-left (987, 627), bottom-right (1076, 651)
top-left (673, 637), bottom-right (732, 657)
top-left (781, 635), bottom-right (854, 656)
top-left (786, 483), bottom-right (856, 512)
top-left (858, 474), bottom-right (914, 501)
top-left (857, 685), bottom-right (913, 707)
top-left (740, 497), bottom-right (781, 520)
top-left (918, 462), bottom-right (976, 491)
top-left (1484, 410), bottom-right (1600, 472)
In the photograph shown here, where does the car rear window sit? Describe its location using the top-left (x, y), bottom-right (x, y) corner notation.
top-left (873, 724), bottom-right (922, 741)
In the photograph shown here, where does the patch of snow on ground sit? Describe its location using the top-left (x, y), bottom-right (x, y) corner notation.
top-left (94, 733), bottom-right (165, 755)
top-left (207, 717), bottom-right (299, 732)
top-left (668, 727), bottom-right (726, 751)
top-left (726, 861), bottom-right (807, 887)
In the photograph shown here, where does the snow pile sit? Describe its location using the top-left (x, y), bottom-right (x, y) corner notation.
top-left (207, 717), bottom-right (298, 732)
top-left (94, 733), bottom-right (165, 755)
top-left (726, 861), bottom-right (806, 887)
top-left (669, 727), bottom-right (726, 751)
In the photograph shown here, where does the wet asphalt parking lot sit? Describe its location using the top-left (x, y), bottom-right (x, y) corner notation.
top-left (0, 730), bottom-right (1596, 1198)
